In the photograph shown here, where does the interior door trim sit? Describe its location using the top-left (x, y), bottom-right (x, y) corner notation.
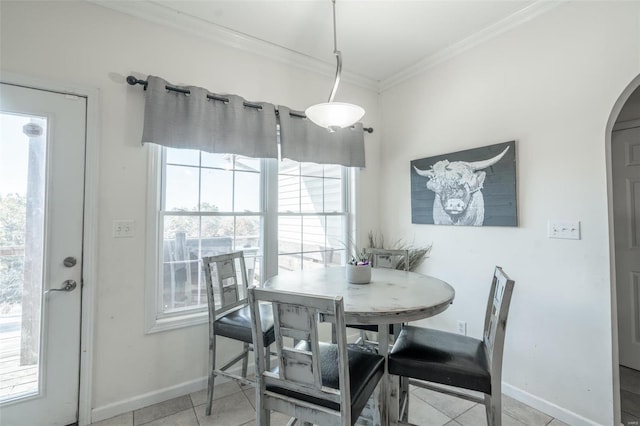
top-left (0, 70), bottom-right (100, 426)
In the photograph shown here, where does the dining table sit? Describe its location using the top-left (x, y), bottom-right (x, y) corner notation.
top-left (263, 266), bottom-right (455, 426)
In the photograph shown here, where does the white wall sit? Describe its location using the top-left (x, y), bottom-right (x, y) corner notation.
top-left (0, 1), bottom-right (381, 420)
top-left (379, 2), bottom-right (640, 425)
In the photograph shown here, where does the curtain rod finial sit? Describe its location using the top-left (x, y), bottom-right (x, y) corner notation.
top-left (127, 75), bottom-right (148, 89)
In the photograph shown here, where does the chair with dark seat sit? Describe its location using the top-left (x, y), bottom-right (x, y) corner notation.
top-left (366, 248), bottom-right (410, 271)
top-left (388, 266), bottom-right (515, 425)
top-left (349, 248), bottom-right (410, 343)
top-left (248, 286), bottom-right (386, 426)
top-left (201, 251), bottom-right (275, 416)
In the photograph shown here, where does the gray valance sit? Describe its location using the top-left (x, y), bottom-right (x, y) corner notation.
top-left (139, 76), bottom-right (366, 167)
top-left (141, 76), bottom-right (278, 159)
top-left (278, 106), bottom-right (365, 167)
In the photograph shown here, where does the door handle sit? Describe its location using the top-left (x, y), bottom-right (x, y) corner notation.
top-left (44, 279), bottom-right (77, 295)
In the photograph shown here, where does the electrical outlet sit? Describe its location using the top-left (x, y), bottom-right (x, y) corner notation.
top-left (113, 220), bottom-right (135, 238)
top-left (457, 320), bottom-right (467, 335)
top-left (547, 220), bottom-right (580, 240)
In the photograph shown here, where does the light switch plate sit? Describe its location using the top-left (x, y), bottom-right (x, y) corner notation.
top-left (548, 220), bottom-right (580, 240)
top-left (113, 220), bottom-right (135, 238)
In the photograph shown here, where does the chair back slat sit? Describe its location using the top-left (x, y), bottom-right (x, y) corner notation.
top-left (277, 304), bottom-right (313, 333)
top-left (279, 327), bottom-right (311, 342)
top-left (217, 257), bottom-right (237, 280)
top-left (483, 266), bottom-right (515, 372)
top-left (281, 344), bottom-right (316, 386)
top-left (365, 248), bottom-right (410, 271)
top-left (249, 287), bottom-right (351, 416)
top-left (202, 252), bottom-right (249, 319)
top-left (275, 302), bottom-right (322, 388)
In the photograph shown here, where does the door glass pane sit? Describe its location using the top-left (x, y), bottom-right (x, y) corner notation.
top-left (0, 113), bottom-right (47, 402)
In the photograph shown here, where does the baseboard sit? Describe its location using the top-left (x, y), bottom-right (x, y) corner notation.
top-left (89, 363), bottom-right (257, 424)
top-left (90, 376), bottom-right (207, 423)
top-left (502, 382), bottom-right (606, 426)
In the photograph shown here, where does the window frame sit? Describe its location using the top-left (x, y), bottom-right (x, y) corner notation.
top-left (144, 145), bottom-right (355, 333)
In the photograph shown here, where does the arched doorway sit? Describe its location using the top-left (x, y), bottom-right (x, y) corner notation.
top-left (607, 74), bottom-right (640, 426)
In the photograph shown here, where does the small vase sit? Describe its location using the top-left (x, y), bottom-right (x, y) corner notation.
top-left (346, 264), bottom-right (372, 284)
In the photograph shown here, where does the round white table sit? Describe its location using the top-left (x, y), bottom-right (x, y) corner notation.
top-left (263, 266), bottom-right (455, 425)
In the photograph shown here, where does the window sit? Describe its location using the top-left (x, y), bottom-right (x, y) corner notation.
top-left (277, 159), bottom-right (347, 272)
top-left (146, 146), bottom-right (351, 332)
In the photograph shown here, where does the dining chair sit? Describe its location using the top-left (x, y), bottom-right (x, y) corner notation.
top-left (349, 248), bottom-right (410, 344)
top-left (248, 286), bottom-right (386, 426)
top-left (201, 251), bottom-right (275, 416)
top-left (366, 248), bottom-right (410, 271)
top-left (388, 266), bottom-right (515, 425)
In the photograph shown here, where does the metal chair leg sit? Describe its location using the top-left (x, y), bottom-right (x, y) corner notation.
top-left (242, 342), bottom-right (249, 378)
top-left (265, 344), bottom-right (271, 370)
top-left (257, 407), bottom-right (271, 426)
top-left (486, 393), bottom-right (501, 426)
top-left (206, 334), bottom-right (216, 416)
top-left (400, 376), bottom-right (409, 422)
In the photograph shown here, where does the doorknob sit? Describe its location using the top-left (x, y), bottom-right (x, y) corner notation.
top-left (44, 279), bottom-right (77, 295)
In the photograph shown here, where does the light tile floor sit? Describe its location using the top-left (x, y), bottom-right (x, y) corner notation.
top-left (89, 381), bottom-right (572, 426)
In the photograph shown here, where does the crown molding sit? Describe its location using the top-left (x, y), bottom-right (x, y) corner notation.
top-left (89, 0), bottom-right (379, 92)
top-left (379, 1), bottom-right (566, 92)
top-left (90, 0), bottom-right (563, 94)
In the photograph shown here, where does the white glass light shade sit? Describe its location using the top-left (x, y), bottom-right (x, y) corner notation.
top-left (305, 102), bottom-right (365, 130)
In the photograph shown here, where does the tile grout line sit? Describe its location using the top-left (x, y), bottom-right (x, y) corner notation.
top-left (193, 405), bottom-right (200, 426)
top-left (190, 393), bottom-right (200, 426)
top-left (408, 387), bottom-right (474, 422)
top-left (449, 403), bottom-right (476, 423)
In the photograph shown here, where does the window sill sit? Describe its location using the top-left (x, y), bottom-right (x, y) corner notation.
top-left (146, 310), bottom-right (208, 334)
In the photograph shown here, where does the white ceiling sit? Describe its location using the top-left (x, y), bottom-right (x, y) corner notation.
top-left (95, 0), bottom-right (560, 90)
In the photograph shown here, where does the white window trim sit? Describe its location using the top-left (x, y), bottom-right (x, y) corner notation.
top-left (145, 145), bottom-right (207, 333)
top-left (145, 145), bottom-right (355, 333)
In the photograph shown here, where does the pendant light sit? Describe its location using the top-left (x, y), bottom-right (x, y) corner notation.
top-left (305, 0), bottom-right (365, 132)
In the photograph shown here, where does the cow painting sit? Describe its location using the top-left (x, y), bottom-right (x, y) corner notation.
top-left (411, 141), bottom-right (517, 227)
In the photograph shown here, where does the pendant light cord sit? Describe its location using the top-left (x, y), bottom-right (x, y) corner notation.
top-left (328, 0), bottom-right (342, 103)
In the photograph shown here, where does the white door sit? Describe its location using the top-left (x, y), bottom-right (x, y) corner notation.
top-left (613, 125), bottom-right (640, 371)
top-left (0, 83), bottom-right (85, 425)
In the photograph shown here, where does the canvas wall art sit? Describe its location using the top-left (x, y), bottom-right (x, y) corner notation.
top-left (410, 140), bottom-right (517, 226)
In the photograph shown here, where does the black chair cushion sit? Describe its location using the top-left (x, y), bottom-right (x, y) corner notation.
top-left (267, 342), bottom-right (385, 425)
top-left (214, 303), bottom-right (275, 346)
top-left (388, 326), bottom-right (491, 394)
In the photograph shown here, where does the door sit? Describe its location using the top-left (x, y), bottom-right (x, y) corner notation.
top-left (613, 125), bottom-right (640, 371)
top-left (0, 83), bottom-right (86, 425)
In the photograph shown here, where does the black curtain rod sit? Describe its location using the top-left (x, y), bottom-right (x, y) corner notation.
top-left (126, 76), bottom-right (373, 134)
